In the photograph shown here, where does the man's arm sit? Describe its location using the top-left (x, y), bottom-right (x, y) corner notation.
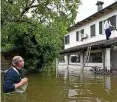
top-left (3, 73), bottom-right (15, 93)
top-left (14, 77), bottom-right (28, 88)
top-left (4, 71), bottom-right (28, 93)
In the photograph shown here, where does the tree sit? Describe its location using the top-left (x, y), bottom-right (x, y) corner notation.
top-left (1, 0), bottom-right (80, 72)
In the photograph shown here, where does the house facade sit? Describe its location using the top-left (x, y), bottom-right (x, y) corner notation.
top-left (57, 1), bottom-right (117, 72)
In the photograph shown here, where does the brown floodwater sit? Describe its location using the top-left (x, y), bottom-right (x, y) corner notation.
top-left (1, 68), bottom-right (117, 102)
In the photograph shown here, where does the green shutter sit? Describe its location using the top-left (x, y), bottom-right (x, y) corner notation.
top-left (112, 15), bottom-right (116, 27)
top-left (99, 21), bottom-right (102, 34)
top-left (65, 36), bottom-right (67, 44)
top-left (67, 35), bottom-right (70, 44)
top-left (76, 31), bottom-right (79, 41)
top-left (90, 24), bottom-right (95, 37)
top-left (65, 35), bottom-right (70, 44)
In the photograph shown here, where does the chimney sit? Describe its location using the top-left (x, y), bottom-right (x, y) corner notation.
top-left (96, 1), bottom-right (104, 11)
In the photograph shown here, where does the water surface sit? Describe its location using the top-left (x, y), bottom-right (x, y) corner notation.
top-left (1, 68), bottom-right (117, 102)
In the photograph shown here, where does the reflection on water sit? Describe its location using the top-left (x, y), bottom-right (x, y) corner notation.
top-left (1, 68), bottom-right (117, 102)
top-left (3, 92), bottom-right (27, 102)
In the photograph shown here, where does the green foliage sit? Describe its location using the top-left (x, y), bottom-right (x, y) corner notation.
top-left (1, 0), bottom-right (80, 72)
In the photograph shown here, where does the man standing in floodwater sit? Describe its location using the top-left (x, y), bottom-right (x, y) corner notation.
top-left (3, 56), bottom-right (28, 93)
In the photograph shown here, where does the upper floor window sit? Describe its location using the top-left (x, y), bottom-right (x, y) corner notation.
top-left (99, 21), bottom-right (103, 34)
top-left (90, 24), bottom-right (96, 37)
top-left (65, 35), bottom-right (70, 44)
top-left (76, 31), bottom-right (79, 41)
top-left (108, 15), bottom-right (116, 30)
top-left (81, 29), bottom-right (84, 34)
top-left (80, 29), bottom-right (84, 40)
top-left (103, 15), bottom-right (116, 31)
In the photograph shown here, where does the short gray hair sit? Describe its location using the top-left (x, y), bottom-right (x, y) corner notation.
top-left (12, 56), bottom-right (22, 66)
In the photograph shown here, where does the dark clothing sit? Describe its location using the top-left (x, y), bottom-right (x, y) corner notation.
top-left (105, 28), bottom-right (111, 40)
top-left (3, 67), bottom-right (21, 93)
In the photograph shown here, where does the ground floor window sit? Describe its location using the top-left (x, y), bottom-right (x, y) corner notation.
top-left (70, 54), bottom-right (80, 63)
top-left (88, 52), bottom-right (102, 63)
top-left (58, 55), bottom-right (65, 63)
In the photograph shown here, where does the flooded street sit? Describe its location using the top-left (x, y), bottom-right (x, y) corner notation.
top-left (1, 68), bottom-right (117, 102)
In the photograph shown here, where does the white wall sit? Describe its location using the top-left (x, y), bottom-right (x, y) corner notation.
top-left (65, 9), bottom-right (117, 49)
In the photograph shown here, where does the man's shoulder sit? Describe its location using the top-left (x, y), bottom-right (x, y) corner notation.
top-left (5, 68), bottom-right (15, 75)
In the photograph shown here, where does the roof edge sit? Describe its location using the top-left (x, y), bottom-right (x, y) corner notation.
top-left (67, 1), bottom-right (117, 31)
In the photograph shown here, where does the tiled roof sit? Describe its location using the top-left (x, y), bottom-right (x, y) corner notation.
top-left (68, 1), bottom-right (117, 31)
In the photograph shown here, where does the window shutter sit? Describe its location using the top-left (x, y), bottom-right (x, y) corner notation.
top-left (112, 15), bottom-right (116, 27)
top-left (67, 35), bottom-right (70, 44)
top-left (76, 31), bottom-right (79, 41)
top-left (80, 29), bottom-right (84, 39)
top-left (65, 35), bottom-right (70, 44)
top-left (81, 29), bottom-right (84, 34)
top-left (90, 24), bottom-right (95, 37)
top-left (99, 21), bottom-right (102, 34)
top-left (108, 15), bottom-right (116, 30)
top-left (65, 36), bottom-right (67, 44)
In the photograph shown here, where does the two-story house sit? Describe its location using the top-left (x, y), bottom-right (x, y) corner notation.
top-left (57, 1), bottom-right (117, 72)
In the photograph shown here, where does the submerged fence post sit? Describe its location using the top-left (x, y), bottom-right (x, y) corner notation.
top-left (56, 58), bottom-right (59, 76)
top-left (64, 54), bottom-right (69, 79)
top-left (105, 48), bottom-right (111, 71)
top-left (80, 52), bottom-right (84, 70)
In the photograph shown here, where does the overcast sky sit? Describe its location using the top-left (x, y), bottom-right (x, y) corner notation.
top-left (76, 0), bottom-right (116, 22)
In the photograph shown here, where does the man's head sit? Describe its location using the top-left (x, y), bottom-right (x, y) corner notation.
top-left (12, 56), bottom-right (24, 69)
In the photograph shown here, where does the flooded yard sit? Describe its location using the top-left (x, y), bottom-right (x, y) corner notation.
top-left (1, 68), bottom-right (117, 102)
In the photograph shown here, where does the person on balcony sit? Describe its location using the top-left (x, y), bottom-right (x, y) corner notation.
top-left (104, 20), bottom-right (113, 40)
